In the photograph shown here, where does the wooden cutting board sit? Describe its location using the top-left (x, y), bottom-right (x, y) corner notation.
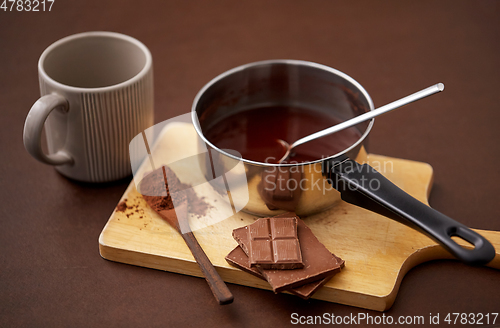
top-left (98, 123), bottom-right (500, 311)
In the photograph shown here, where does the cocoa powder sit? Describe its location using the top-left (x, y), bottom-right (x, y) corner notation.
top-left (139, 166), bottom-right (212, 217)
top-left (116, 201), bottom-right (127, 212)
top-left (116, 199), bottom-right (135, 213)
top-left (139, 166), bottom-right (185, 211)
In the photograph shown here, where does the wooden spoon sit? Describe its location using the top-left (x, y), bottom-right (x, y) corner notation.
top-left (140, 166), bottom-right (234, 305)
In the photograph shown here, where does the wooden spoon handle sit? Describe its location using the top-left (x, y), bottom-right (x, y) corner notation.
top-left (182, 232), bottom-right (234, 305)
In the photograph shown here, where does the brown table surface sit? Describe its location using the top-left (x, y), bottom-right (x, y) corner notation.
top-left (1, 1), bottom-right (499, 327)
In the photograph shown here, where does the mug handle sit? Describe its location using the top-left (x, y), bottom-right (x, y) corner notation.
top-left (23, 94), bottom-right (74, 165)
top-left (324, 156), bottom-right (496, 266)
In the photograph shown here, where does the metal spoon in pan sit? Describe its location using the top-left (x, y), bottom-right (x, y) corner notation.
top-left (277, 83), bottom-right (445, 163)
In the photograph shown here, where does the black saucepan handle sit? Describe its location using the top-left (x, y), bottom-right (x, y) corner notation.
top-left (324, 157), bottom-right (495, 266)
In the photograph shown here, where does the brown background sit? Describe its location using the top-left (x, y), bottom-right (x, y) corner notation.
top-left (1, 1), bottom-right (499, 327)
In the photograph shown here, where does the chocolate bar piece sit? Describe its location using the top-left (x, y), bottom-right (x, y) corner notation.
top-left (225, 245), bottom-right (331, 299)
top-left (245, 217), bottom-right (304, 269)
top-left (233, 213), bottom-right (343, 293)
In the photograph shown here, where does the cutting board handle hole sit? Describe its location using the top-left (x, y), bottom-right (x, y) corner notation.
top-left (450, 235), bottom-right (475, 249)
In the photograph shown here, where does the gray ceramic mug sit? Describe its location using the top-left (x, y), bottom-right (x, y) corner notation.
top-left (24, 31), bottom-right (154, 182)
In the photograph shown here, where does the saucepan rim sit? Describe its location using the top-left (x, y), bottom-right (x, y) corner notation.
top-left (191, 59), bottom-right (375, 167)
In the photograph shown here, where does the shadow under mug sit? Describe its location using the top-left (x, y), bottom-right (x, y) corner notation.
top-left (23, 31), bottom-right (154, 183)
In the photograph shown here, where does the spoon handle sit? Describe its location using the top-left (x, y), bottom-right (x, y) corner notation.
top-left (182, 232), bottom-right (234, 305)
top-left (291, 83), bottom-right (444, 149)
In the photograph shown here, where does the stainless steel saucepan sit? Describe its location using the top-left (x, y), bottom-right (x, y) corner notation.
top-left (191, 60), bottom-right (495, 266)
